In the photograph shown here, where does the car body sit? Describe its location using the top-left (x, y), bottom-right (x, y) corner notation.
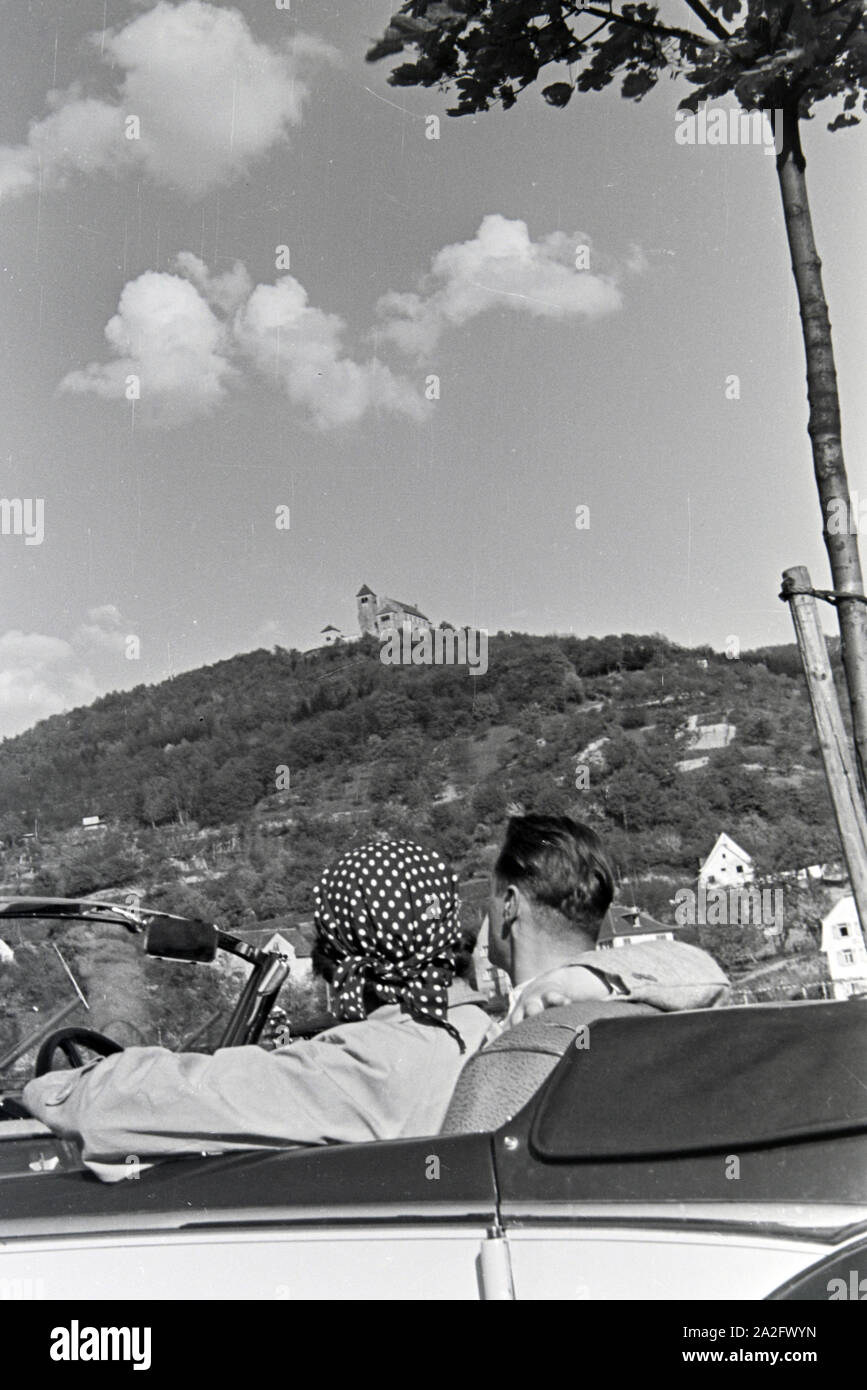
top-left (1, 898), bottom-right (866, 1301)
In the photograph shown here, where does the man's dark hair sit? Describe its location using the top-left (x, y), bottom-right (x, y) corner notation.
top-left (494, 814), bottom-right (614, 939)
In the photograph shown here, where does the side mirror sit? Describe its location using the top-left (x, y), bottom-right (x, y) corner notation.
top-left (145, 918), bottom-right (218, 963)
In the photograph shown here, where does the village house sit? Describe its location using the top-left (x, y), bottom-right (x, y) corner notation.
top-left (820, 896), bottom-right (867, 999)
top-left (235, 919), bottom-right (315, 979)
top-left (597, 904), bottom-right (677, 949)
top-left (698, 832), bottom-right (755, 890)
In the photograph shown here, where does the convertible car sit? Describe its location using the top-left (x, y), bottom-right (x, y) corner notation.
top-left (1, 897), bottom-right (866, 1301)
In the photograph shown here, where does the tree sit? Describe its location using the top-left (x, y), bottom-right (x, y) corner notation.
top-left (369, 0), bottom-right (867, 789)
top-left (0, 811), bottom-right (27, 846)
top-left (139, 776), bottom-right (177, 828)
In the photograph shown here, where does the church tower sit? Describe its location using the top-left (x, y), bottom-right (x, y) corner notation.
top-left (356, 583), bottom-right (378, 636)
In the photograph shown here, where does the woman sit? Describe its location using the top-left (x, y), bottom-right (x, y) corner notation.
top-left (23, 840), bottom-right (492, 1180)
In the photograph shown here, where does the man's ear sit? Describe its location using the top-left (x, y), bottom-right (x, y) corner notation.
top-left (501, 885), bottom-right (519, 934)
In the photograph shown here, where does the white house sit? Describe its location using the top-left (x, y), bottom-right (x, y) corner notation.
top-left (263, 931), bottom-right (313, 980)
top-left (698, 833), bottom-right (755, 890)
top-left (465, 905), bottom-right (510, 1008)
top-left (820, 896), bottom-right (867, 999)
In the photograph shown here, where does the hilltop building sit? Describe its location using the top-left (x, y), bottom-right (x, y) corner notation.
top-left (356, 583), bottom-right (432, 640)
top-left (820, 896), bottom-right (867, 999)
top-left (698, 833), bottom-right (754, 889)
top-left (319, 584), bottom-right (438, 649)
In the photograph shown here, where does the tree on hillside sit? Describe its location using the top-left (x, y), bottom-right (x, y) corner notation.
top-left (369, 0), bottom-right (867, 789)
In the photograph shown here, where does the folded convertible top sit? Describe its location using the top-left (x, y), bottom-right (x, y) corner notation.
top-left (531, 1000), bottom-right (867, 1160)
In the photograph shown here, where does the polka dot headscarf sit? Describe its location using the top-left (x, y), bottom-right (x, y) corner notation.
top-left (313, 839), bottom-right (466, 1052)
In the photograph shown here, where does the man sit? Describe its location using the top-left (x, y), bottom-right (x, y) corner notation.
top-left (441, 813), bottom-right (729, 1133)
top-left (485, 813), bottom-right (728, 1023)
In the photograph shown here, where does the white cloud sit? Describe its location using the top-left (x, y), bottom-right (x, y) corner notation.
top-left (234, 277), bottom-right (428, 430)
top-left (0, 608), bottom-right (139, 738)
top-left (0, 631), bottom-right (100, 738)
top-left (174, 253), bottom-right (253, 314)
top-left (58, 218), bottom-right (637, 429)
top-left (376, 214), bottom-right (626, 358)
top-left (60, 257), bottom-right (428, 430)
top-left (60, 269), bottom-right (236, 424)
top-left (0, 1), bottom-right (335, 202)
top-left (9, 92), bottom-right (127, 195)
top-left (74, 605), bottom-right (129, 656)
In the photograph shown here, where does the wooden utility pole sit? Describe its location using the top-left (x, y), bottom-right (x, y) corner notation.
top-left (781, 565), bottom-right (867, 932)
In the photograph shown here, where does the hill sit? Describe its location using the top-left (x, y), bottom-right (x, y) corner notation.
top-left (0, 630), bottom-right (845, 916)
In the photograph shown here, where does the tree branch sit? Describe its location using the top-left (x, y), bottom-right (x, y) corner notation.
top-left (679, 0), bottom-right (732, 42)
top-left (566, 2), bottom-right (714, 47)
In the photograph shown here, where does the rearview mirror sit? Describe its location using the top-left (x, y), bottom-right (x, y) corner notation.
top-left (145, 918), bottom-right (218, 963)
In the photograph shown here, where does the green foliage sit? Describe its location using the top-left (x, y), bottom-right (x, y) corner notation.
top-left (53, 830), bottom-right (142, 897)
top-left (368, 1), bottom-right (867, 131)
top-left (0, 632), bottom-right (845, 924)
top-left (697, 921), bottom-right (772, 975)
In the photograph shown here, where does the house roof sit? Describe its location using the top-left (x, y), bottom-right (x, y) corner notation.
top-left (821, 895), bottom-right (861, 931)
top-left (321, 625), bottom-right (341, 633)
top-left (597, 904), bottom-right (675, 946)
top-left (700, 832), bottom-right (753, 868)
top-left (236, 917), bottom-right (316, 957)
top-left (377, 597), bottom-right (431, 622)
top-left (356, 584), bottom-right (376, 597)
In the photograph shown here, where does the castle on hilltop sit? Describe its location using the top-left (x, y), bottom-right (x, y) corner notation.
top-left (321, 584), bottom-right (434, 646)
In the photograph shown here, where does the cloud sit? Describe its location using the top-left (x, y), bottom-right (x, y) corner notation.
top-left (60, 268), bottom-right (236, 424)
top-left (1, 92), bottom-right (126, 200)
top-left (0, 631), bottom-right (101, 738)
top-left (0, 1), bottom-right (335, 202)
top-left (376, 214), bottom-right (626, 358)
top-left (174, 252), bottom-right (253, 314)
top-left (233, 277), bottom-right (428, 430)
top-left (58, 219), bottom-right (638, 429)
top-left (60, 255), bottom-right (428, 429)
top-left (0, 608), bottom-right (139, 738)
top-left (74, 605), bottom-right (129, 655)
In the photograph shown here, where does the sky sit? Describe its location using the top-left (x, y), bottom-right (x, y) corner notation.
top-left (0, 0), bottom-right (865, 737)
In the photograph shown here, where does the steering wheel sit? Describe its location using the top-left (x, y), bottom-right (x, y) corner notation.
top-left (35, 1027), bottom-right (124, 1078)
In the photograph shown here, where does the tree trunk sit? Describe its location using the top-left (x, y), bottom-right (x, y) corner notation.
top-left (775, 107), bottom-right (867, 796)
